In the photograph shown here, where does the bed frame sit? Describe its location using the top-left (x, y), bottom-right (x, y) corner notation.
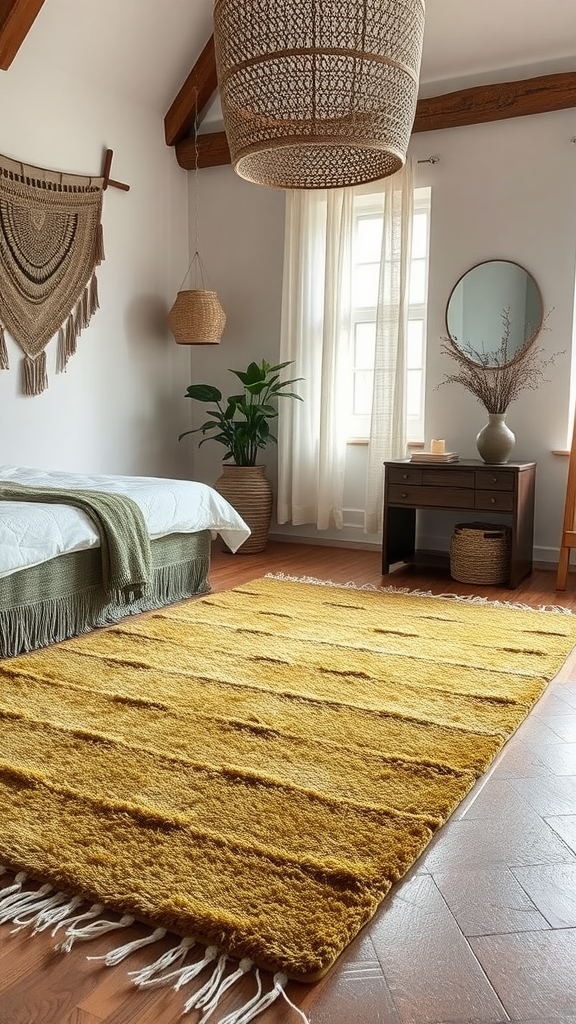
top-left (0, 530), bottom-right (212, 659)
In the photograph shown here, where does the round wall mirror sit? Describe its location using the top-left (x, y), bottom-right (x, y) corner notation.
top-left (445, 260), bottom-right (543, 367)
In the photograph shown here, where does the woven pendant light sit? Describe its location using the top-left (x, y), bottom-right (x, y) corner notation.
top-left (213, 0), bottom-right (426, 191)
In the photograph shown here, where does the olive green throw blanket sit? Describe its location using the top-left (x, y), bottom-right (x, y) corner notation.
top-left (1, 577), bottom-right (576, 991)
top-left (0, 482), bottom-right (150, 602)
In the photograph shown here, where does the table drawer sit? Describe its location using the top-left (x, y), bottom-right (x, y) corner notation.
top-left (387, 467), bottom-right (422, 485)
top-left (475, 490), bottom-right (514, 512)
top-left (475, 470), bottom-right (514, 491)
top-left (388, 484), bottom-right (475, 509)
top-left (422, 470), bottom-right (475, 488)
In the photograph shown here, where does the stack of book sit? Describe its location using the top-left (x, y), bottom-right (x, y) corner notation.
top-left (410, 451), bottom-right (459, 464)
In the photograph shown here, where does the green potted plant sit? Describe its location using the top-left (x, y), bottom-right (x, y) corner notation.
top-left (179, 359), bottom-right (303, 553)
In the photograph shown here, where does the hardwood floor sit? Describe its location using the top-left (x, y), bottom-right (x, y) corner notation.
top-left (2, 541), bottom-right (576, 1024)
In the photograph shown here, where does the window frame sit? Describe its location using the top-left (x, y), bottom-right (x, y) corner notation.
top-left (347, 185), bottom-right (431, 444)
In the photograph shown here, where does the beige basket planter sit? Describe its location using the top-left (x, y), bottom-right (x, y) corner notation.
top-left (213, 464), bottom-right (273, 554)
top-left (168, 289), bottom-right (226, 345)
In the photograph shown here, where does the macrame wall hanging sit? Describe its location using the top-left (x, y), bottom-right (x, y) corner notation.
top-left (0, 148), bottom-right (129, 395)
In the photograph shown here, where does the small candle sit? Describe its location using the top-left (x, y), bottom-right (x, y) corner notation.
top-left (431, 438), bottom-right (446, 454)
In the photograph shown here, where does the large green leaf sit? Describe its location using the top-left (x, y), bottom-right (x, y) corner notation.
top-left (245, 381), bottom-right (267, 395)
top-left (185, 384), bottom-right (222, 403)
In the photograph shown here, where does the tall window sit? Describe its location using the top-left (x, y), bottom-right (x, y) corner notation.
top-left (348, 186), bottom-right (431, 442)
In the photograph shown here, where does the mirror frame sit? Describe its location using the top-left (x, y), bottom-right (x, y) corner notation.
top-left (445, 259), bottom-right (544, 369)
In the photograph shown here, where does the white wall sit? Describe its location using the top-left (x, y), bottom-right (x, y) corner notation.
top-left (188, 109), bottom-right (576, 564)
top-left (0, 46), bottom-right (194, 479)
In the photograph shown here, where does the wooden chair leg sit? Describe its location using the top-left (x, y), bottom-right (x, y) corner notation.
top-left (557, 545), bottom-right (571, 591)
top-left (557, 410), bottom-right (576, 591)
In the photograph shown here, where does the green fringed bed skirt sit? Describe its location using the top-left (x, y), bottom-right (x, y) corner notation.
top-left (0, 531), bottom-right (211, 659)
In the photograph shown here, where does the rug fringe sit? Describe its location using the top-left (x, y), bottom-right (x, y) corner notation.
top-left (263, 571), bottom-right (576, 616)
top-left (88, 925), bottom-right (167, 965)
top-left (192, 956), bottom-right (253, 1021)
top-left (51, 902), bottom-right (104, 940)
top-left (58, 911), bottom-right (135, 950)
top-left (128, 934), bottom-right (195, 984)
top-left (0, 882), bottom-right (53, 924)
top-left (136, 943), bottom-right (217, 990)
top-left (0, 868), bottom-right (310, 1023)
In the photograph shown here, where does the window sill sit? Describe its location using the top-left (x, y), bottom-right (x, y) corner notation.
top-left (347, 445), bottom-right (570, 455)
top-left (346, 439), bottom-right (425, 448)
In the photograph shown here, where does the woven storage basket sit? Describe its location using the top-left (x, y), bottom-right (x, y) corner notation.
top-left (450, 522), bottom-right (512, 586)
top-left (168, 289), bottom-right (226, 345)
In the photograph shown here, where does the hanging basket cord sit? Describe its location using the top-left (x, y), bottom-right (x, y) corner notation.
top-left (177, 250), bottom-right (215, 293)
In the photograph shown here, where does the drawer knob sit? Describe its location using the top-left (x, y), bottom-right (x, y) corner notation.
top-left (491, 475), bottom-right (498, 483)
top-left (401, 492), bottom-right (407, 498)
top-left (402, 473), bottom-right (408, 479)
top-left (490, 497), bottom-right (496, 504)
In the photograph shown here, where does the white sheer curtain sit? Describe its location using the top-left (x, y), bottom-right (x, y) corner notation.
top-left (277, 188), bottom-right (353, 530)
top-left (277, 160), bottom-right (414, 533)
top-left (364, 159), bottom-right (415, 533)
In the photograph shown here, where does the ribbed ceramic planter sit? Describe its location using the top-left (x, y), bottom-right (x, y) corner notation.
top-left (476, 413), bottom-right (515, 464)
top-left (213, 464), bottom-right (273, 554)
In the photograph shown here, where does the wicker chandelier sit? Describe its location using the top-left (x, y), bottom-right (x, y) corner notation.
top-left (213, 0), bottom-right (426, 191)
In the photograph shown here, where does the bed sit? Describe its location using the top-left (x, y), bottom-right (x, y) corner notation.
top-left (0, 465), bottom-right (251, 659)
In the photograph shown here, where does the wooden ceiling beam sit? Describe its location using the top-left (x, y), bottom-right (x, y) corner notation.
top-left (0, 0), bottom-right (46, 70)
top-left (164, 35), bottom-right (218, 148)
top-left (177, 130), bottom-right (231, 170)
top-left (413, 70), bottom-right (576, 133)
top-left (174, 70), bottom-right (576, 171)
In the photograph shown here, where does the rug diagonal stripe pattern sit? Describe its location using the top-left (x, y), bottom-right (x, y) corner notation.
top-left (1, 576), bottom-right (576, 986)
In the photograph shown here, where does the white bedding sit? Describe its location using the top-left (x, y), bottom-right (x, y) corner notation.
top-left (0, 465), bottom-right (251, 579)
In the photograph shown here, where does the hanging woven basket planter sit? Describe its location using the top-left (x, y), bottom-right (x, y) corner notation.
top-left (168, 289), bottom-right (226, 345)
top-left (168, 250), bottom-right (226, 345)
top-left (213, 0), bottom-right (426, 190)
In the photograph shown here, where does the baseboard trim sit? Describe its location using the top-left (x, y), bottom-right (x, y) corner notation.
top-left (267, 533), bottom-right (381, 552)
top-left (266, 536), bottom-right (570, 572)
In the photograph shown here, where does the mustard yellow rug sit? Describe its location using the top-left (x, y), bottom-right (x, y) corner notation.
top-left (1, 576), bottom-right (576, 991)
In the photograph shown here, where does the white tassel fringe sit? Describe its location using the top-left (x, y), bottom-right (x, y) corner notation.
top-left (128, 935), bottom-right (195, 985)
top-left (57, 912), bottom-right (134, 952)
top-left (88, 925), bottom-right (167, 966)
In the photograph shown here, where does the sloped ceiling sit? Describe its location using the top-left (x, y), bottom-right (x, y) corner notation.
top-left (1, 0), bottom-right (214, 113)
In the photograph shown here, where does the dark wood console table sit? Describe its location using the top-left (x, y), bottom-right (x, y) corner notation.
top-left (382, 459), bottom-right (536, 589)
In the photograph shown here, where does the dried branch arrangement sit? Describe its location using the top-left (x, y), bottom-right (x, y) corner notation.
top-left (437, 308), bottom-right (561, 413)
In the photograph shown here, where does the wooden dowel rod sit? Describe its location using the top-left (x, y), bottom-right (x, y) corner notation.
top-left (107, 177), bottom-right (130, 192)
top-left (101, 148), bottom-right (130, 192)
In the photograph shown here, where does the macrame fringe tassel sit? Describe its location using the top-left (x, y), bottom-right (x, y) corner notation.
top-left (95, 221), bottom-right (105, 265)
top-left (89, 272), bottom-right (99, 315)
top-left (56, 273), bottom-right (99, 374)
top-left (0, 323), bottom-right (9, 370)
top-left (0, 870), bottom-right (310, 1024)
top-left (22, 352), bottom-right (48, 395)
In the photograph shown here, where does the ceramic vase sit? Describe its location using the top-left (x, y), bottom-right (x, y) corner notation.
top-left (475, 413), bottom-right (515, 464)
top-left (213, 464), bottom-right (273, 554)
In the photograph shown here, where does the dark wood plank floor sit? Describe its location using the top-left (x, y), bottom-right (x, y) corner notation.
top-left (2, 541), bottom-right (576, 1024)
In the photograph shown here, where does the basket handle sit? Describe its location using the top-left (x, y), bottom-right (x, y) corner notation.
top-left (177, 250), bottom-right (212, 292)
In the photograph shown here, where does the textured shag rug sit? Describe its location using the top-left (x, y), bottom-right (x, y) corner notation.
top-left (1, 576), bottom-right (576, 1008)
